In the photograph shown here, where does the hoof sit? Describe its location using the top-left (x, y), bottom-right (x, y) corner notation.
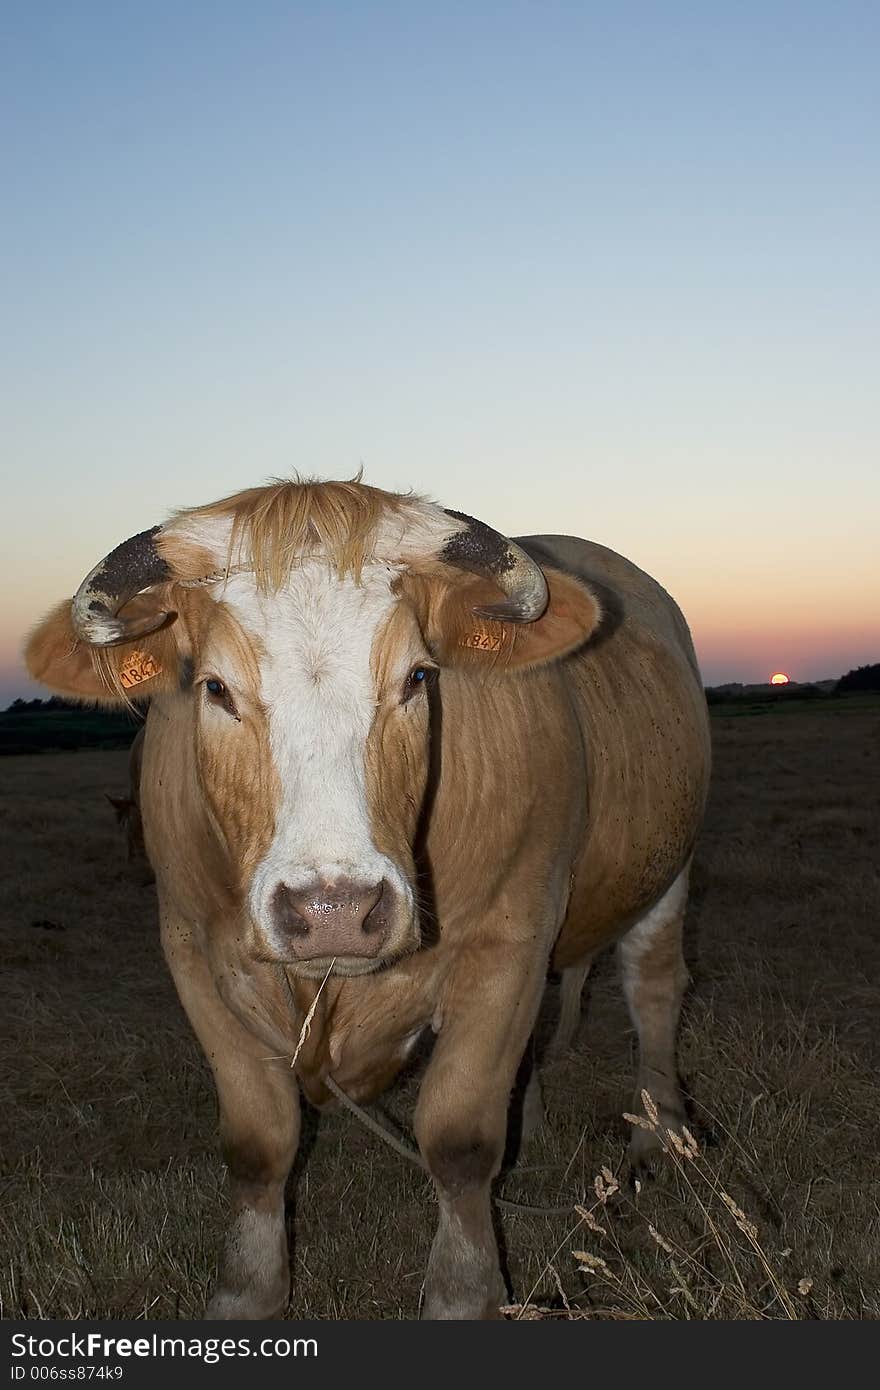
top-left (205, 1282), bottom-right (288, 1321)
top-left (422, 1275), bottom-right (506, 1320)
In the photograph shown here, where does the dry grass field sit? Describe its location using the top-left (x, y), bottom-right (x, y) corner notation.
top-left (1, 702), bottom-right (878, 1320)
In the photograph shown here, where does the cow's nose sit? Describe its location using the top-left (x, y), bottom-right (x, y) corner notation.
top-left (270, 878), bottom-right (389, 959)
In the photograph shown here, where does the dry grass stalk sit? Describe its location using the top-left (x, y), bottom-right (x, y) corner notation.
top-left (640, 1089), bottom-right (660, 1125)
top-left (681, 1126), bottom-right (699, 1156)
top-left (574, 1204), bottom-right (607, 1236)
top-left (593, 1167), bottom-right (619, 1204)
top-left (719, 1190), bottom-right (759, 1241)
top-left (623, 1111), bottom-right (655, 1133)
top-left (647, 1223), bottom-right (674, 1255)
top-left (288, 960), bottom-right (336, 1071)
top-left (568, 1091), bottom-right (803, 1320)
top-left (573, 1250), bottom-right (612, 1276)
top-left (548, 1263), bottom-right (571, 1311)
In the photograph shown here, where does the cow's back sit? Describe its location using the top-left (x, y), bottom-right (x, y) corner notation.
top-left (517, 535), bottom-right (711, 967)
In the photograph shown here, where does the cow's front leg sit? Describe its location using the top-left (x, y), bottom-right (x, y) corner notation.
top-left (414, 938), bottom-right (547, 1319)
top-left (207, 1053), bottom-right (300, 1320)
top-left (162, 923), bottom-right (300, 1319)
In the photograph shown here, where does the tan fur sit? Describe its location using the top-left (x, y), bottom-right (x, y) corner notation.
top-left (25, 480), bottom-right (711, 1321)
top-left (177, 475), bottom-right (414, 589)
top-left (190, 602), bottom-right (279, 896)
top-left (402, 565), bottom-right (603, 672)
top-left (155, 533), bottom-right (223, 588)
top-left (364, 603), bottom-right (432, 882)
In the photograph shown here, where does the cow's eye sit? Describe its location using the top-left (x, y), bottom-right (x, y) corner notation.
top-left (204, 677), bottom-right (240, 720)
top-left (403, 665), bottom-right (436, 702)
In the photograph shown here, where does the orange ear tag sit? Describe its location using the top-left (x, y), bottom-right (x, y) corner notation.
top-left (459, 628), bottom-right (503, 653)
top-left (119, 650), bottom-right (163, 690)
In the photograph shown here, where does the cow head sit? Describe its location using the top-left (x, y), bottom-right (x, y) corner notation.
top-left (26, 481), bottom-right (602, 977)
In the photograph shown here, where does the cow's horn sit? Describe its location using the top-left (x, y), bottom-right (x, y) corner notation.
top-left (71, 526), bottom-right (173, 647)
top-left (440, 510), bottom-right (549, 623)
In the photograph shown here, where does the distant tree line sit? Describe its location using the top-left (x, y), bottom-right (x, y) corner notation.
top-left (704, 683), bottom-right (825, 705)
top-left (836, 663), bottom-right (880, 693)
top-left (704, 663), bottom-right (879, 706)
top-left (5, 696), bottom-right (81, 713)
top-left (0, 696), bottom-right (146, 755)
top-left (4, 695), bottom-right (149, 715)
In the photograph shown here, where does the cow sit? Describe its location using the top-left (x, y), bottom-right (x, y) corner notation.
top-left (26, 477), bottom-right (711, 1320)
top-left (106, 726), bottom-right (154, 883)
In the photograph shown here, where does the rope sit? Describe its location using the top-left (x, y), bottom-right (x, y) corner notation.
top-left (177, 564), bottom-right (253, 588)
top-left (323, 1075), bottom-right (574, 1218)
top-left (283, 967), bottom-right (572, 1218)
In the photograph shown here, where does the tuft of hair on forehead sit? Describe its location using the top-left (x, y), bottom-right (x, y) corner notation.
top-left (179, 475), bottom-right (416, 591)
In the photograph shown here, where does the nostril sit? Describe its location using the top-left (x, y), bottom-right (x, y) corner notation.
top-left (362, 879), bottom-right (387, 935)
top-left (271, 883), bottom-right (311, 937)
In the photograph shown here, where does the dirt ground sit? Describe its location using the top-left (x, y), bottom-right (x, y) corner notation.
top-left (1, 703), bottom-right (878, 1319)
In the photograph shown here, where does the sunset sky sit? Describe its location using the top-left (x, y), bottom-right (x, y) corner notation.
top-left (3, 2), bottom-right (878, 706)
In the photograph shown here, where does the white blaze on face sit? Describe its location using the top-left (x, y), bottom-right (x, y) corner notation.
top-left (216, 561), bottom-right (411, 935)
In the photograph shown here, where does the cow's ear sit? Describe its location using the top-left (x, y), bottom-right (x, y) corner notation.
top-left (408, 565), bottom-right (602, 672)
top-left (25, 595), bottom-right (178, 705)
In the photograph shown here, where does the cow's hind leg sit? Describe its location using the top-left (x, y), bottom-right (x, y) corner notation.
top-left (519, 956), bottom-right (593, 1145)
top-left (548, 957), bottom-right (592, 1057)
top-left (618, 865), bottom-right (690, 1167)
top-left (520, 1057), bottom-right (544, 1144)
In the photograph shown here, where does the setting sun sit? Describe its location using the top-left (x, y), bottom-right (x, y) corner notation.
top-left (770, 672), bottom-right (790, 685)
